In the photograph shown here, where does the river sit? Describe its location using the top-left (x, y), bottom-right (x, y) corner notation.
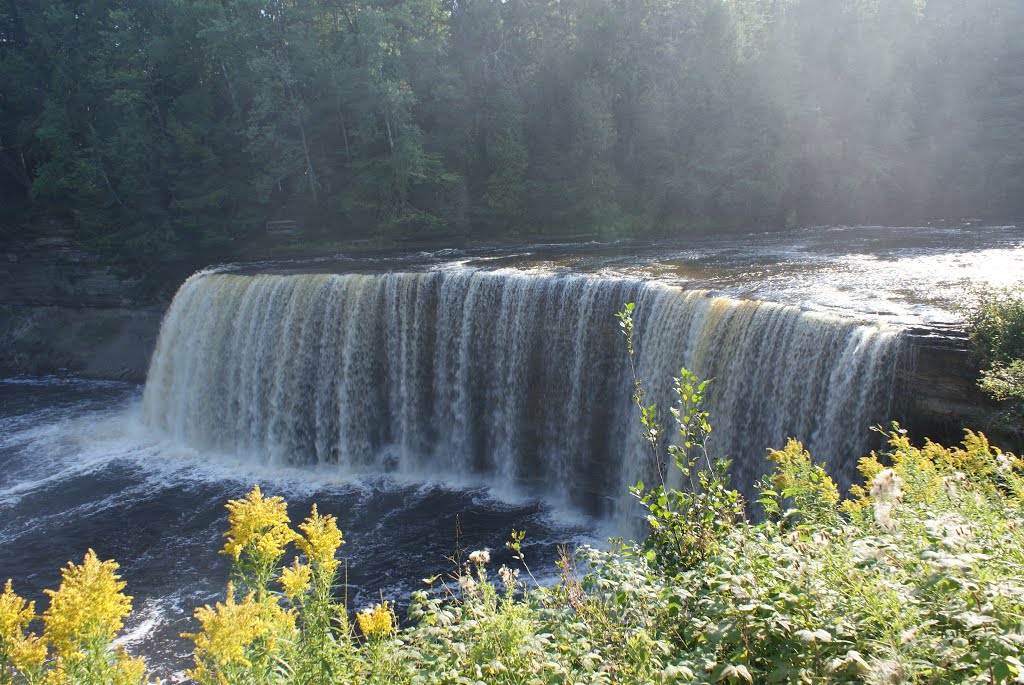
top-left (1, 224), bottom-right (1021, 680)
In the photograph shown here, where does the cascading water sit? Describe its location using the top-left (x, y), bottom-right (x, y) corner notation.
top-left (143, 268), bottom-right (902, 521)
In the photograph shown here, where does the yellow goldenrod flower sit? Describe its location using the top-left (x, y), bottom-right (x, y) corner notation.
top-left (356, 601), bottom-right (395, 640)
top-left (10, 633), bottom-right (47, 672)
top-left (1, 578), bottom-right (34, 642)
top-left (222, 485), bottom-right (298, 562)
top-left (185, 584), bottom-right (268, 668)
top-left (1, 580), bottom-right (47, 673)
top-left (110, 648), bottom-right (147, 685)
top-left (43, 662), bottom-right (68, 685)
top-left (261, 601), bottom-right (297, 655)
top-left (43, 550), bottom-right (133, 657)
top-left (280, 559), bottom-right (313, 601)
top-left (297, 504), bottom-right (344, 576)
top-left (184, 583), bottom-right (295, 678)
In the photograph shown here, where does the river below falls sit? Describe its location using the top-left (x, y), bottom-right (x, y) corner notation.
top-left (0, 377), bottom-right (596, 680)
top-left (1, 224), bottom-right (1022, 680)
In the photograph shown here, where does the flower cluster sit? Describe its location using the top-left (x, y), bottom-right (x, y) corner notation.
top-left (297, 504), bottom-right (344, 576)
top-left (280, 559), bottom-right (313, 601)
top-left (0, 579), bottom-right (47, 672)
top-left (356, 601), bottom-right (395, 640)
top-left (222, 485), bottom-right (297, 561)
top-left (186, 583), bottom-right (295, 675)
top-left (996, 451), bottom-right (1016, 473)
top-left (869, 468), bottom-right (904, 531)
top-left (497, 565), bottom-right (520, 592)
top-left (43, 549), bottom-right (133, 655)
top-left (942, 470), bottom-right (967, 497)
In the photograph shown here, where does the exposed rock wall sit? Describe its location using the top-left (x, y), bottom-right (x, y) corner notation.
top-left (895, 325), bottom-right (1023, 452)
top-left (1, 233), bottom-right (135, 308)
top-left (0, 228), bottom-right (164, 381)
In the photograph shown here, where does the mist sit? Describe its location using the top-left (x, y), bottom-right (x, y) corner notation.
top-left (1, 0), bottom-right (1022, 287)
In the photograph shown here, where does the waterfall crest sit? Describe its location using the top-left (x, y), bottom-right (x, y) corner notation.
top-left (143, 270), bottom-right (901, 515)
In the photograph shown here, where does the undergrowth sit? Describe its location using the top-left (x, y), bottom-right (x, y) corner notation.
top-left (961, 285), bottom-right (1024, 412)
top-left (3, 306), bottom-right (1024, 683)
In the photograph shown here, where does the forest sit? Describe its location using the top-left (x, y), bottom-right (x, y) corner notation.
top-left (2, 0), bottom-right (1023, 287)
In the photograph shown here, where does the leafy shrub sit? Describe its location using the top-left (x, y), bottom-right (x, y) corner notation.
top-left (961, 285), bottom-right (1024, 405)
top-left (979, 359), bottom-right (1024, 402)
top-left (758, 438), bottom-right (841, 528)
top-left (616, 303), bottom-right (743, 575)
top-left (3, 427), bottom-right (1024, 684)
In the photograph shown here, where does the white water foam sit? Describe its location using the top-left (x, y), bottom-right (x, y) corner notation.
top-left (143, 268), bottom-right (901, 526)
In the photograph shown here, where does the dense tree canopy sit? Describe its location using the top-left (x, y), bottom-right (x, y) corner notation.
top-left (2, 0), bottom-right (1022, 288)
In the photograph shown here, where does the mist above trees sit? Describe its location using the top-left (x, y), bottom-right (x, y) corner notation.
top-left (1, 0), bottom-right (1021, 285)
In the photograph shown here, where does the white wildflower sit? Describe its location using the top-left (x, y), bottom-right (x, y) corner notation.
top-left (874, 501), bottom-right (896, 531)
top-left (867, 658), bottom-right (904, 684)
top-left (459, 573), bottom-right (476, 592)
top-left (942, 471), bottom-right (966, 496)
top-left (498, 564), bottom-right (520, 590)
top-left (871, 469), bottom-right (903, 531)
top-left (924, 514), bottom-right (973, 549)
top-left (851, 539), bottom-right (885, 564)
top-left (997, 451), bottom-right (1013, 473)
top-left (468, 549), bottom-right (490, 565)
top-left (870, 469), bottom-right (904, 502)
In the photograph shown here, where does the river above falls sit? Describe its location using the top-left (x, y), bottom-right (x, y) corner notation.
top-left (229, 223), bottom-right (1024, 328)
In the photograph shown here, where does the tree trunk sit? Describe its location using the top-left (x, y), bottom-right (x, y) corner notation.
top-left (340, 111), bottom-right (351, 161)
top-left (221, 61), bottom-right (238, 115)
top-left (296, 106), bottom-right (318, 204)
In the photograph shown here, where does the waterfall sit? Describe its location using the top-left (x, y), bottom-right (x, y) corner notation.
top-left (143, 269), bottom-right (901, 518)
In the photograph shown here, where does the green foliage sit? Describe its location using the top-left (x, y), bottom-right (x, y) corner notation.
top-left (5, 0), bottom-right (1024, 287)
top-left (617, 303), bottom-right (744, 575)
top-left (962, 286), bottom-right (1024, 366)
top-left (758, 438), bottom-right (840, 528)
top-left (6, 305), bottom-right (1024, 682)
top-left (961, 286), bottom-right (1024, 406)
top-left (981, 360), bottom-right (1024, 403)
top-left (5, 425), bottom-right (1024, 684)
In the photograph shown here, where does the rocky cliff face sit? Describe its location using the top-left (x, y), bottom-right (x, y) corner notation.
top-left (895, 325), bottom-right (1023, 452)
top-left (0, 226), bottom-right (164, 381)
top-left (1, 231), bottom-right (135, 308)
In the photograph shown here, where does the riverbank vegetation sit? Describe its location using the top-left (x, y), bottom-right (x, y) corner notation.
top-left (962, 286), bottom-right (1024, 416)
top-left (3, 0), bottom-right (1024, 290)
top-left (3, 411), bottom-right (1024, 682)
